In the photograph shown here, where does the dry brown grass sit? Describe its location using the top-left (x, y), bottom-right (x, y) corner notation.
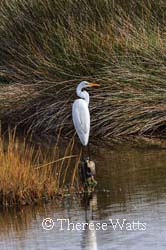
top-left (0, 130), bottom-right (81, 207)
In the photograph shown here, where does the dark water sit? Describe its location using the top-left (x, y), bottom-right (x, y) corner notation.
top-left (0, 142), bottom-right (166, 250)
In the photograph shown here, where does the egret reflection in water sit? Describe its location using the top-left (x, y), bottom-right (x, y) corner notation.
top-left (81, 193), bottom-right (98, 250)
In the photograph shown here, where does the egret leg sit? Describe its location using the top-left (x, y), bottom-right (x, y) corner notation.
top-left (88, 144), bottom-right (91, 160)
top-left (81, 146), bottom-right (85, 161)
top-left (82, 146), bottom-right (83, 160)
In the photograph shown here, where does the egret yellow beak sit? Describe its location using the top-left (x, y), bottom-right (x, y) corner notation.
top-left (88, 82), bottom-right (100, 87)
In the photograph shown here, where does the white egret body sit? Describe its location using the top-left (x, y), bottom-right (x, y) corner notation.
top-left (72, 81), bottom-right (99, 146)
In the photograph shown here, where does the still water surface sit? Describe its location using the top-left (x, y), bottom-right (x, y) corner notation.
top-left (0, 141), bottom-right (166, 250)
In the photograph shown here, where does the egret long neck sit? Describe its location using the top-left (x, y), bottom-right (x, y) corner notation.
top-left (76, 87), bottom-right (90, 105)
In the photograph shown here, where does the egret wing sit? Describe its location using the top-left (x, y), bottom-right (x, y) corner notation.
top-left (72, 99), bottom-right (90, 145)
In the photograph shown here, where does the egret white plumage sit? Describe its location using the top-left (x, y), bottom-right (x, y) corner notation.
top-left (72, 81), bottom-right (100, 146)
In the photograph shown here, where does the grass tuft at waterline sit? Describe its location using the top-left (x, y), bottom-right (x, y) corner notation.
top-left (0, 132), bottom-right (81, 207)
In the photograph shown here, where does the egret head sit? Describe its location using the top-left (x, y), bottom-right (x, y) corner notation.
top-left (79, 81), bottom-right (100, 89)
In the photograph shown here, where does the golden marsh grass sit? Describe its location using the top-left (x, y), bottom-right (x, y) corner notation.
top-left (0, 131), bottom-right (81, 207)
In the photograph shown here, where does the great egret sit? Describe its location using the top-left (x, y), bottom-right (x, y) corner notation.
top-left (72, 81), bottom-right (100, 146)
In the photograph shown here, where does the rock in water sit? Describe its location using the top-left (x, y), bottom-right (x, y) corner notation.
top-left (79, 158), bottom-right (97, 190)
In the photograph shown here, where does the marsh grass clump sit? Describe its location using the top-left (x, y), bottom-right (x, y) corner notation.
top-left (0, 0), bottom-right (166, 137)
top-left (0, 131), bottom-right (81, 207)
